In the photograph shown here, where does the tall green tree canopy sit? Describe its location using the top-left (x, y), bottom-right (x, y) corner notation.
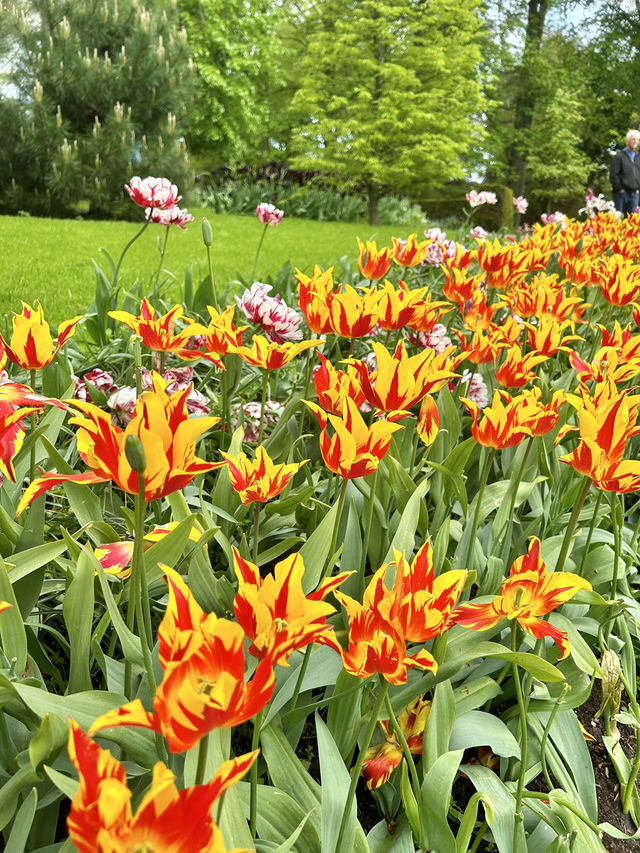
top-left (286, 0), bottom-right (487, 223)
top-left (0, 0), bottom-right (195, 216)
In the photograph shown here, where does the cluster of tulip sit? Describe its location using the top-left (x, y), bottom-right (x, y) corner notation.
top-left (5, 189), bottom-right (640, 850)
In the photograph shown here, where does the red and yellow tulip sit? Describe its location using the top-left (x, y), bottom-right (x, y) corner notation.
top-left (358, 238), bottom-right (392, 281)
top-left (90, 566), bottom-right (276, 752)
top-left (305, 396), bottom-right (403, 479)
top-left (1, 301), bottom-right (82, 371)
top-left (67, 719), bottom-right (256, 853)
top-left (221, 445), bottom-right (306, 504)
top-left (17, 373), bottom-right (220, 514)
top-left (452, 538), bottom-right (591, 657)
top-left (109, 297), bottom-right (207, 358)
top-left (349, 340), bottom-right (462, 415)
top-left (232, 335), bottom-right (321, 370)
top-left (462, 389), bottom-right (532, 449)
top-left (232, 547), bottom-right (351, 664)
top-left (362, 695), bottom-right (431, 789)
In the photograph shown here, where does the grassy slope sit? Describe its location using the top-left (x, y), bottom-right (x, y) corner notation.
top-left (0, 209), bottom-right (409, 324)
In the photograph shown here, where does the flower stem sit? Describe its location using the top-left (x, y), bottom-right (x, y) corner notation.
top-left (253, 501), bottom-right (261, 563)
top-left (258, 370), bottom-right (269, 445)
top-left (358, 468), bottom-right (378, 598)
top-left (609, 491), bottom-right (621, 603)
top-left (205, 242), bottom-right (219, 312)
top-left (113, 220), bottom-right (149, 288)
top-left (335, 676), bottom-right (389, 853)
top-left (250, 224), bottom-right (268, 283)
top-left (29, 369), bottom-right (37, 485)
top-left (499, 436), bottom-right (533, 563)
top-left (577, 489), bottom-right (602, 575)
top-left (155, 226), bottom-right (170, 287)
top-left (290, 645), bottom-right (313, 712)
top-left (464, 447), bottom-right (496, 571)
top-left (249, 706), bottom-right (266, 837)
top-left (322, 478), bottom-right (349, 583)
top-left (554, 476), bottom-right (591, 574)
top-left (195, 731), bottom-right (210, 786)
top-left (383, 691), bottom-right (420, 794)
top-left (511, 623), bottom-right (528, 853)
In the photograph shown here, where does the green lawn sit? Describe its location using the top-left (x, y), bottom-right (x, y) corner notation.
top-left (0, 209), bottom-right (413, 324)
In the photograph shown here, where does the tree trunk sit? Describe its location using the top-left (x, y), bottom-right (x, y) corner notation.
top-left (508, 0), bottom-right (550, 197)
top-left (368, 183), bottom-right (381, 225)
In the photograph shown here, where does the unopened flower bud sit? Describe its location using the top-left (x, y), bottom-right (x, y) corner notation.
top-left (202, 217), bottom-right (213, 247)
top-left (34, 79), bottom-right (43, 104)
top-left (59, 15), bottom-right (70, 39)
top-left (125, 435), bottom-right (147, 476)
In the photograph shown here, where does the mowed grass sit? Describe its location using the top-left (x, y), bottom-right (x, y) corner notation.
top-left (0, 208), bottom-right (411, 324)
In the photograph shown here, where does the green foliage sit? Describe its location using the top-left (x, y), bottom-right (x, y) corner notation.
top-left (0, 0), bottom-right (195, 217)
top-left (287, 0), bottom-right (487, 222)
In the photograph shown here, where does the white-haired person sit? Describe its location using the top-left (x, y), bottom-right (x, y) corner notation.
top-left (611, 129), bottom-right (640, 216)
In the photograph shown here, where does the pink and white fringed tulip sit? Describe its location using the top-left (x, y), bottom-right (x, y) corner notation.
top-left (466, 190), bottom-right (498, 207)
top-left (124, 176), bottom-right (181, 210)
top-left (256, 202), bottom-right (284, 226)
top-left (513, 196), bottom-right (529, 214)
top-left (146, 206), bottom-right (194, 229)
top-left (236, 282), bottom-right (302, 342)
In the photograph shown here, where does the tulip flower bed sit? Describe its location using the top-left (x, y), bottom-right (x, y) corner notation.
top-left (1, 183), bottom-right (640, 852)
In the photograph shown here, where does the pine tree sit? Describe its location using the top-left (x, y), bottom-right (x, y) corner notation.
top-left (0, 0), bottom-right (195, 217)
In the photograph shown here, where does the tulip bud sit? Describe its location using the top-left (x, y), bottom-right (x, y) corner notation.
top-left (202, 217), bottom-right (213, 247)
top-left (125, 435), bottom-right (147, 476)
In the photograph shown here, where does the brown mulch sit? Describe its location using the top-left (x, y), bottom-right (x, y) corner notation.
top-left (576, 682), bottom-right (640, 852)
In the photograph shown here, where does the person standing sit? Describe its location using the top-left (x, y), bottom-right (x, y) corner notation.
top-left (611, 130), bottom-right (640, 215)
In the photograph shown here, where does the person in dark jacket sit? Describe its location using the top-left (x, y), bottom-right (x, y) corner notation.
top-left (611, 130), bottom-right (640, 216)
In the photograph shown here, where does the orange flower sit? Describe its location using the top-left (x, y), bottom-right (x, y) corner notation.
top-left (109, 297), bottom-right (207, 357)
top-left (325, 285), bottom-right (380, 338)
top-left (596, 255), bottom-right (640, 306)
top-left (462, 389), bottom-right (532, 449)
top-left (454, 328), bottom-right (507, 366)
top-left (461, 290), bottom-right (505, 333)
top-left (326, 566), bottom-right (437, 685)
top-left (494, 344), bottom-right (548, 389)
top-left (221, 445), bottom-right (306, 504)
top-left (404, 290), bottom-right (453, 333)
top-left (384, 543), bottom-right (466, 643)
top-left (232, 547), bottom-right (351, 664)
top-left (376, 279), bottom-right (427, 330)
top-left (476, 239), bottom-right (528, 290)
top-left (570, 347), bottom-right (640, 385)
top-left (452, 538), bottom-right (591, 658)
top-left (362, 695), bottom-right (431, 789)
top-left (1, 301), bottom-right (82, 371)
top-left (349, 340), bottom-right (462, 414)
top-left (296, 266), bottom-right (334, 334)
top-left (358, 238), bottom-right (392, 280)
top-left (442, 267), bottom-right (485, 307)
top-left (524, 316), bottom-right (582, 356)
top-left (180, 305), bottom-right (247, 360)
top-left (0, 402), bottom-right (40, 482)
top-left (518, 388), bottom-right (565, 437)
top-left (392, 233), bottom-right (430, 267)
top-left (417, 394), bottom-right (439, 446)
top-left (305, 396), bottom-right (403, 479)
top-left (94, 522), bottom-right (204, 580)
top-left (314, 352), bottom-right (366, 414)
top-left (17, 373), bottom-right (220, 514)
top-left (232, 335), bottom-right (321, 370)
top-left (558, 382), bottom-right (640, 491)
top-left (90, 566), bottom-right (276, 752)
top-left (67, 719), bottom-right (256, 853)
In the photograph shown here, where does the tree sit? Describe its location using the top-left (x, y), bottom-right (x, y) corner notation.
top-left (0, 0), bottom-right (195, 217)
top-left (286, 0), bottom-right (487, 224)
